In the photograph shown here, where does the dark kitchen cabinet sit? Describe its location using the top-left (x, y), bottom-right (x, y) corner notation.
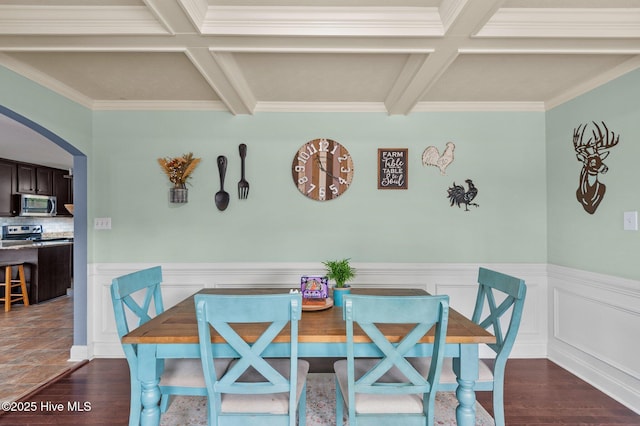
top-left (36, 167), bottom-right (53, 195)
top-left (17, 163), bottom-right (53, 195)
top-left (1, 158), bottom-right (71, 213)
top-left (0, 159), bottom-right (16, 216)
top-left (16, 163), bottom-right (35, 193)
top-left (52, 168), bottom-right (73, 216)
top-left (0, 243), bottom-right (73, 304)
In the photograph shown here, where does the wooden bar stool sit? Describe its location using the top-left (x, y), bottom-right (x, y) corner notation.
top-left (0, 263), bottom-right (30, 312)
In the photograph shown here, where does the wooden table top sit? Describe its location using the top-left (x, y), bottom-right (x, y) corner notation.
top-left (122, 288), bottom-right (495, 345)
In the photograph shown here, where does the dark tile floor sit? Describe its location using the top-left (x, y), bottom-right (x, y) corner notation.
top-left (0, 295), bottom-right (78, 403)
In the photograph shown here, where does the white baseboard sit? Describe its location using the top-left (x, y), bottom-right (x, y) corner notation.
top-left (69, 345), bottom-right (89, 362)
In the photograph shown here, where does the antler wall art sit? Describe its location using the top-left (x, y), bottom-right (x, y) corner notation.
top-left (573, 121), bottom-right (620, 214)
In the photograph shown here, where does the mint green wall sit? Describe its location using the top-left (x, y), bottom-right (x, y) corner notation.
top-left (92, 110), bottom-right (547, 263)
top-left (0, 67), bottom-right (92, 155)
top-left (0, 64), bottom-right (548, 265)
top-left (546, 69), bottom-right (640, 281)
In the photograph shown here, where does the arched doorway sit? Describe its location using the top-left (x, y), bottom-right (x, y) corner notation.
top-left (0, 105), bottom-right (87, 358)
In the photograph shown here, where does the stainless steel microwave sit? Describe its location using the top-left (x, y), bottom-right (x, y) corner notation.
top-left (14, 194), bottom-right (57, 217)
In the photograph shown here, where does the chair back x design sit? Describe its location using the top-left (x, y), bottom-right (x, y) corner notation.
top-left (195, 293), bottom-right (309, 426)
top-left (435, 267), bottom-right (526, 426)
top-left (334, 294), bottom-right (449, 426)
top-left (473, 267), bottom-right (527, 366)
top-left (111, 266), bottom-right (220, 426)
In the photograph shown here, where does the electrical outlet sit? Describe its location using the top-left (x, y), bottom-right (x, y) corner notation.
top-left (94, 217), bottom-right (112, 230)
top-left (623, 211), bottom-right (637, 231)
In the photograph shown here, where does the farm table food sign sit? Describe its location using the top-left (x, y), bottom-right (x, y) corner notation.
top-left (378, 148), bottom-right (408, 189)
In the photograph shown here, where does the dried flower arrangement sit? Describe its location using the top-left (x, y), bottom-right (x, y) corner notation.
top-left (157, 152), bottom-right (201, 188)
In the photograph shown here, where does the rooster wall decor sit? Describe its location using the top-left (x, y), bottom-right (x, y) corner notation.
top-left (422, 142), bottom-right (455, 175)
top-left (447, 179), bottom-right (479, 211)
top-left (573, 121), bottom-right (620, 214)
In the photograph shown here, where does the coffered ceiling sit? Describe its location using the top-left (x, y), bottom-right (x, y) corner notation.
top-left (0, 0), bottom-right (639, 116)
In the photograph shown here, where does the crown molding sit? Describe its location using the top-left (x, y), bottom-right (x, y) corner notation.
top-left (0, 53), bottom-right (93, 109)
top-left (0, 5), bottom-right (169, 35)
top-left (92, 100), bottom-right (228, 111)
top-left (255, 101), bottom-right (545, 113)
top-left (188, 6), bottom-right (444, 37)
top-left (546, 55), bottom-right (640, 111)
top-left (478, 8), bottom-right (640, 38)
top-left (413, 101), bottom-right (545, 112)
top-left (254, 102), bottom-right (388, 113)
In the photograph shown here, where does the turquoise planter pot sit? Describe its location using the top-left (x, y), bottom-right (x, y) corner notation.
top-left (332, 287), bottom-right (351, 307)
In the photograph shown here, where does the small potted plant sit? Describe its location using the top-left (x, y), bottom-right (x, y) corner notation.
top-left (323, 258), bottom-right (356, 307)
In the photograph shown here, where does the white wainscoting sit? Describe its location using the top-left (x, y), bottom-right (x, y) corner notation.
top-left (89, 262), bottom-right (548, 359)
top-left (85, 262), bottom-right (640, 414)
top-left (548, 265), bottom-right (640, 415)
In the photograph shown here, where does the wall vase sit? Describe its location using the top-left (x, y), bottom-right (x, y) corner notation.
top-left (169, 185), bottom-right (188, 203)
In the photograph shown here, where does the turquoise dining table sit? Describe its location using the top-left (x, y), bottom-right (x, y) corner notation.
top-left (122, 287), bottom-right (495, 426)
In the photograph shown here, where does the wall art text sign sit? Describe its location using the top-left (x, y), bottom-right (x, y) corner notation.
top-left (378, 148), bottom-right (408, 190)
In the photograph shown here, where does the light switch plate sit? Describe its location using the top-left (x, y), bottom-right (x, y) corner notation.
top-left (623, 211), bottom-right (637, 231)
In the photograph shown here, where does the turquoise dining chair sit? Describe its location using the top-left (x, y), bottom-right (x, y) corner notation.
top-left (421, 267), bottom-right (526, 426)
top-left (111, 266), bottom-right (230, 426)
top-left (333, 294), bottom-right (450, 426)
top-left (195, 293), bottom-right (310, 426)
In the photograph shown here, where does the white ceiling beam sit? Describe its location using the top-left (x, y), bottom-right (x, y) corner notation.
top-left (479, 8), bottom-right (640, 38)
top-left (0, 5), bottom-right (169, 35)
top-left (185, 48), bottom-right (255, 115)
top-left (385, 49), bottom-right (459, 115)
top-left (438, 0), bottom-right (471, 33)
top-left (445, 0), bottom-right (506, 36)
top-left (143, 0), bottom-right (200, 35)
top-left (177, 0), bottom-right (208, 33)
top-left (189, 6), bottom-right (445, 37)
top-left (386, 0), bottom-right (505, 114)
top-left (384, 53), bottom-right (432, 113)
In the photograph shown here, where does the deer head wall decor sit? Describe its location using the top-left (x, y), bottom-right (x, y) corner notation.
top-left (573, 121), bottom-right (620, 214)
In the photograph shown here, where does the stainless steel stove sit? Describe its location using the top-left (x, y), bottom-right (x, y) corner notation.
top-left (2, 224), bottom-right (43, 241)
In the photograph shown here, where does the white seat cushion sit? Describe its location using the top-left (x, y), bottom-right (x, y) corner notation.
top-left (334, 358), bottom-right (428, 414)
top-left (408, 357), bottom-right (494, 384)
top-left (160, 358), bottom-right (232, 388)
top-left (220, 358), bottom-right (310, 414)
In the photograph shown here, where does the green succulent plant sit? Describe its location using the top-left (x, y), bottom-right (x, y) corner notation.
top-left (322, 258), bottom-right (356, 288)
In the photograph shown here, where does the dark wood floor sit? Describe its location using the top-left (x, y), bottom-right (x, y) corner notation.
top-left (0, 358), bottom-right (638, 425)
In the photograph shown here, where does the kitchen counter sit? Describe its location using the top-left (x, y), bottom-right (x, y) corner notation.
top-left (0, 239), bottom-right (73, 249)
top-left (0, 242), bottom-right (73, 303)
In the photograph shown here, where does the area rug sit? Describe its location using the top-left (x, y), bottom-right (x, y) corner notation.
top-left (161, 373), bottom-right (495, 425)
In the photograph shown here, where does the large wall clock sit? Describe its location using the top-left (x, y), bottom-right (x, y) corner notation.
top-left (291, 138), bottom-right (354, 201)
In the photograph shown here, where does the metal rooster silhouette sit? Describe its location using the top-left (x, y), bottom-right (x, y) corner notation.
top-left (573, 121), bottom-right (620, 214)
top-left (447, 179), bottom-right (478, 211)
